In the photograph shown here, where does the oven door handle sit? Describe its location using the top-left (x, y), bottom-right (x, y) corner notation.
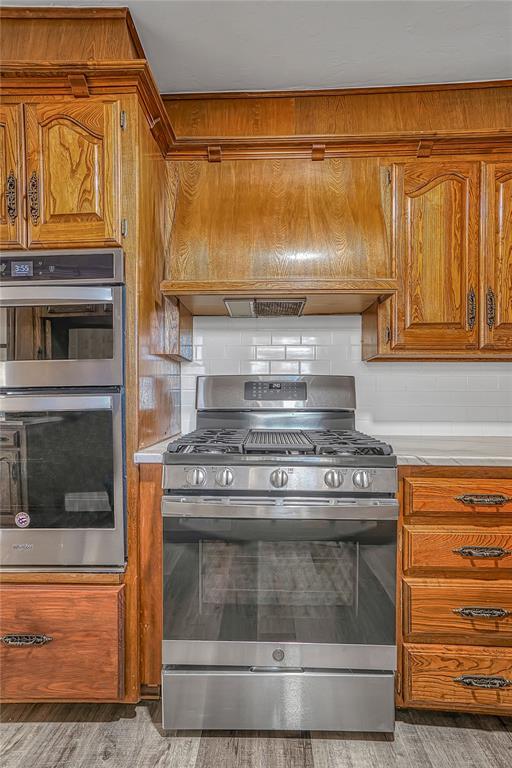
top-left (0, 286), bottom-right (114, 306)
top-left (161, 498), bottom-right (399, 521)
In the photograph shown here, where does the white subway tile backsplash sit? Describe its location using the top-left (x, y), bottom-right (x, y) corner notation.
top-left (270, 361), bottom-right (300, 374)
top-left (241, 332), bottom-right (272, 345)
top-left (256, 346), bottom-right (286, 360)
top-left (224, 345), bottom-right (255, 360)
top-left (206, 360), bottom-right (240, 375)
top-left (285, 345), bottom-right (315, 360)
top-left (299, 361), bottom-right (331, 374)
top-left (272, 334), bottom-right (301, 345)
top-left (301, 333), bottom-right (332, 345)
top-left (180, 316), bottom-right (512, 436)
top-left (240, 361), bottom-right (271, 374)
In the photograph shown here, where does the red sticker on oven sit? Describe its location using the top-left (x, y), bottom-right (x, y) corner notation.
top-left (15, 512), bottom-right (30, 528)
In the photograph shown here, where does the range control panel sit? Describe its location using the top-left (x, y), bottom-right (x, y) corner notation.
top-left (244, 380), bottom-right (308, 401)
top-left (0, 252), bottom-right (115, 282)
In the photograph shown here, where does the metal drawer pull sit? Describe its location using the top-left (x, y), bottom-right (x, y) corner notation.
top-left (453, 606), bottom-right (510, 619)
top-left (454, 675), bottom-right (512, 690)
top-left (453, 545), bottom-right (511, 559)
top-left (1, 634), bottom-right (53, 647)
top-left (455, 494), bottom-right (510, 506)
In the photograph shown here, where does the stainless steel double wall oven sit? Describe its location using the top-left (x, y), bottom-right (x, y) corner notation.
top-left (0, 249), bottom-right (125, 568)
top-left (161, 375), bottom-right (398, 732)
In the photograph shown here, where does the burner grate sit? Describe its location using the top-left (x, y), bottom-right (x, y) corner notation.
top-left (244, 430), bottom-right (314, 453)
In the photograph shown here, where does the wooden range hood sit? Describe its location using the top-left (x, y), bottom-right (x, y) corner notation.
top-left (160, 157), bottom-right (397, 315)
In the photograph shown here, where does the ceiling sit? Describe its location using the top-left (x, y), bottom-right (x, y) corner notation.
top-left (4, 0), bottom-right (512, 93)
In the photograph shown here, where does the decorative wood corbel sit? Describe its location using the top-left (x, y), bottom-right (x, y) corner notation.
top-left (416, 139), bottom-right (434, 157)
top-left (207, 145), bottom-right (222, 163)
top-left (312, 143), bottom-right (326, 161)
top-left (67, 73), bottom-right (90, 97)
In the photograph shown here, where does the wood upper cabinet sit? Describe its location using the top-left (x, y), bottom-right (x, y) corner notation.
top-left (0, 104), bottom-right (25, 248)
top-left (480, 162), bottom-right (512, 351)
top-left (391, 160), bottom-right (480, 352)
top-left (24, 99), bottom-right (121, 248)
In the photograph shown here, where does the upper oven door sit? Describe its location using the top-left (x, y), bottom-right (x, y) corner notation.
top-left (0, 286), bottom-right (123, 387)
top-left (0, 392), bottom-right (125, 568)
top-left (162, 497), bottom-right (397, 671)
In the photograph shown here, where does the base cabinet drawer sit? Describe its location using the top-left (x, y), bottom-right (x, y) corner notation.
top-left (404, 526), bottom-right (512, 573)
top-left (0, 585), bottom-right (124, 701)
top-left (404, 479), bottom-right (512, 516)
top-left (403, 644), bottom-right (512, 714)
top-left (404, 580), bottom-right (512, 642)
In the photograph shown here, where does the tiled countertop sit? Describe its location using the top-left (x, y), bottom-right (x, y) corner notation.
top-left (133, 435), bottom-right (512, 466)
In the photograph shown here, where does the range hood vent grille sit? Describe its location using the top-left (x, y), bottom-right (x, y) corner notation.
top-left (224, 297), bottom-right (306, 318)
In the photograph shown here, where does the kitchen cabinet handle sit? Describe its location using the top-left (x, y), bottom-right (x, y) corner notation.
top-left (454, 675), bottom-right (512, 690)
top-left (467, 287), bottom-right (476, 330)
top-left (486, 288), bottom-right (496, 329)
top-left (453, 606), bottom-right (510, 619)
top-left (455, 494), bottom-right (511, 506)
top-left (6, 170), bottom-right (17, 223)
top-left (452, 545), bottom-right (511, 559)
top-left (1, 633), bottom-right (53, 647)
top-left (28, 170), bottom-right (39, 224)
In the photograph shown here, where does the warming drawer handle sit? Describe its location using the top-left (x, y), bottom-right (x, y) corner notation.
top-left (453, 606), bottom-right (510, 619)
top-left (455, 494), bottom-right (511, 506)
top-left (249, 667), bottom-right (305, 674)
top-left (454, 675), bottom-right (512, 690)
top-left (452, 545), bottom-right (511, 559)
top-left (1, 634), bottom-right (53, 647)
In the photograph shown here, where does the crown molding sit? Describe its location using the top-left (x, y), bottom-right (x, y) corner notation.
top-left (162, 78), bottom-right (512, 101)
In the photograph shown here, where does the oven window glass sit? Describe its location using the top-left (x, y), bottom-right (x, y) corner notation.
top-left (1, 304), bottom-right (113, 361)
top-left (0, 409), bottom-right (114, 529)
top-left (163, 518), bottom-right (396, 645)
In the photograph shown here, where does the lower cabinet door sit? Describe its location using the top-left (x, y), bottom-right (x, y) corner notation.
top-left (0, 585), bottom-right (124, 701)
top-left (403, 644), bottom-right (512, 714)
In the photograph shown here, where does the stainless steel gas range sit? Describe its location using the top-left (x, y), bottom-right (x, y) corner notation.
top-left (161, 375), bottom-right (397, 732)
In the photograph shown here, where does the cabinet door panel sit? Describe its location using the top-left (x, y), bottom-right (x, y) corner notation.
top-left (480, 162), bottom-right (512, 352)
top-left (0, 104), bottom-right (25, 249)
top-left (392, 161), bottom-right (479, 351)
top-left (25, 100), bottom-right (121, 248)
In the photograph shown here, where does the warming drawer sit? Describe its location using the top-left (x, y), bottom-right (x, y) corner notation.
top-left (162, 667), bottom-right (395, 731)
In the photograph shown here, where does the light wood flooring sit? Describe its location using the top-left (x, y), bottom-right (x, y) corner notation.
top-left (1, 702), bottom-right (511, 768)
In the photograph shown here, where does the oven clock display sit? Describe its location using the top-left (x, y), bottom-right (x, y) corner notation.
top-left (11, 260), bottom-right (34, 277)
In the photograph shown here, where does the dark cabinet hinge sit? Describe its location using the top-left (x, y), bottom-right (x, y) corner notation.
top-left (121, 218), bottom-right (128, 237)
top-left (385, 325), bottom-right (392, 344)
top-left (120, 111), bottom-right (127, 130)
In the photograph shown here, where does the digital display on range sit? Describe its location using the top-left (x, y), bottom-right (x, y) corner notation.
top-left (11, 260), bottom-right (33, 278)
top-left (244, 381), bottom-right (307, 400)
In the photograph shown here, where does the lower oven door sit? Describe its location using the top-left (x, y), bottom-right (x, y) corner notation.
top-left (162, 496), bottom-right (397, 672)
top-left (0, 391), bottom-right (125, 568)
